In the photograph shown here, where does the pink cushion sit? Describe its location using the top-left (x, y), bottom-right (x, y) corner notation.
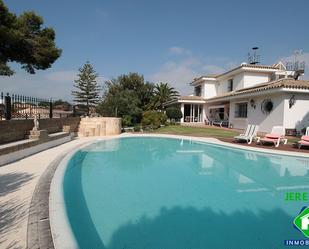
top-left (301, 135), bottom-right (309, 142)
top-left (299, 140), bottom-right (309, 145)
top-left (260, 137), bottom-right (277, 143)
top-left (265, 134), bottom-right (280, 139)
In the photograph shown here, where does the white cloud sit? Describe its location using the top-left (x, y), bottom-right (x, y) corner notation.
top-left (0, 70), bottom-right (106, 101)
top-left (202, 65), bottom-right (225, 74)
top-left (169, 46), bottom-right (192, 56)
top-left (149, 48), bottom-right (236, 95)
top-left (44, 70), bottom-right (77, 83)
top-left (149, 59), bottom-right (198, 94)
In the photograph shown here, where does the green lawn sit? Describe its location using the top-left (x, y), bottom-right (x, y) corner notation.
top-left (153, 125), bottom-right (239, 139)
top-left (153, 125), bottom-right (300, 145)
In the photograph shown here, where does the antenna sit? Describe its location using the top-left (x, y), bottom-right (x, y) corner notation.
top-left (286, 49), bottom-right (305, 80)
top-left (248, 47), bottom-right (260, 65)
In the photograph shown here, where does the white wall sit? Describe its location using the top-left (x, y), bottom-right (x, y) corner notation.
top-left (203, 82), bottom-right (217, 98)
top-left (233, 72), bottom-right (245, 91)
top-left (229, 94), bottom-right (285, 132)
top-left (282, 93), bottom-right (309, 131)
top-left (243, 72), bottom-right (270, 88)
top-left (217, 72), bottom-right (244, 94)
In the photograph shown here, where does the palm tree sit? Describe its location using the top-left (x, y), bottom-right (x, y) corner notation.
top-left (149, 82), bottom-right (179, 110)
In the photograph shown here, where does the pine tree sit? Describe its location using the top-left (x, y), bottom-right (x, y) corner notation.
top-left (72, 62), bottom-right (101, 116)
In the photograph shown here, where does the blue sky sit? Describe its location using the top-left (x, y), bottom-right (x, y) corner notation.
top-left (1, 0), bottom-right (309, 100)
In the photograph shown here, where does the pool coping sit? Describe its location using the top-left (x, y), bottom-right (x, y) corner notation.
top-left (32, 134), bottom-right (309, 249)
top-left (123, 134), bottom-right (309, 158)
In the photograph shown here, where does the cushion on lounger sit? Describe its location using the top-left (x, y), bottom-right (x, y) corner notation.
top-left (300, 140), bottom-right (309, 145)
top-left (265, 134), bottom-right (280, 139)
top-left (301, 135), bottom-right (309, 142)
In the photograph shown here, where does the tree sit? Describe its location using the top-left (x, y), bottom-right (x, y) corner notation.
top-left (141, 110), bottom-right (167, 129)
top-left (97, 73), bottom-right (154, 124)
top-left (72, 62), bottom-right (101, 116)
top-left (53, 99), bottom-right (72, 111)
top-left (0, 0), bottom-right (61, 75)
top-left (149, 82), bottom-right (179, 110)
top-left (166, 107), bottom-right (183, 121)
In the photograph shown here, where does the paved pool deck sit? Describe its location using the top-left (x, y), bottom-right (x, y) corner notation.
top-left (1, 134), bottom-right (308, 249)
top-left (0, 137), bottom-right (98, 249)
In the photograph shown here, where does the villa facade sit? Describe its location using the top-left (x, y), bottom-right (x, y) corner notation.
top-left (166, 62), bottom-right (309, 133)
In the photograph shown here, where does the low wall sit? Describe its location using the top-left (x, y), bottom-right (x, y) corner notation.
top-left (0, 117), bottom-right (80, 145)
top-left (78, 117), bottom-right (121, 137)
top-left (39, 117), bottom-right (80, 134)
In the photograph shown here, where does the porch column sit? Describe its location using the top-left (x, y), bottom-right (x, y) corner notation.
top-left (197, 105), bottom-right (201, 122)
top-left (203, 105), bottom-right (206, 122)
top-left (180, 103), bottom-right (184, 123)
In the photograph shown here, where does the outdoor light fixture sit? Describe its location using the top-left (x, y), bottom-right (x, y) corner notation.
top-left (250, 99), bottom-right (256, 109)
top-left (289, 95), bottom-right (296, 108)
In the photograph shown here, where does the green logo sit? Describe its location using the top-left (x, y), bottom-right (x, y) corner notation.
top-left (294, 206), bottom-right (309, 238)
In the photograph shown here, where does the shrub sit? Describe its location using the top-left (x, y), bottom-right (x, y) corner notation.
top-left (122, 115), bottom-right (133, 127)
top-left (141, 111), bottom-right (167, 129)
top-left (166, 107), bottom-right (183, 121)
top-left (134, 124), bottom-right (141, 132)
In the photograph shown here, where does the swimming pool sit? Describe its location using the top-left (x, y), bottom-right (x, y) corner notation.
top-left (61, 136), bottom-right (309, 249)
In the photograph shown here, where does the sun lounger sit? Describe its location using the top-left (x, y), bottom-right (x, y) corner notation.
top-left (212, 119), bottom-right (229, 127)
top-left (234, 124), bottom-right (259, 144)
top-left (297, 127), bottom-right (309, 149)
top-left (257, 126), bottom-right (287, 147)
top-left (204, 116), bottom-right (212, 125)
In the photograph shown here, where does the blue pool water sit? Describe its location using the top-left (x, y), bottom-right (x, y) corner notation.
top-left (63, 137), bottom-right (309, 249)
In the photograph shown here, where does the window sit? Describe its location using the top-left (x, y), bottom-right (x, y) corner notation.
top-left (234, 102), bottom-right (247, 118)
top-left (194, 85), bottom-right (202, 96)
top-left (228, 79), bottom-right (233, 92)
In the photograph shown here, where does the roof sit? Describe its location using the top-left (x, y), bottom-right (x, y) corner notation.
top-left (206, 78), bottom-right (309, 101)
top-left (191, 63), bottom-right (281, 84)
top-left (164, 95), bottom-right (205, 106)
top-left (179, 96), bottom-right (205, 101)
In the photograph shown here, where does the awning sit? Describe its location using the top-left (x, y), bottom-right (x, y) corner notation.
top-left (208, 105), bottom-right (225, 109)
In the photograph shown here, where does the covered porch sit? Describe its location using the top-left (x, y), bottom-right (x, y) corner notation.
top-left (164, 96), bottom-right (206, 124)
top-left (205, 102), bottom-right (230, 127)
top-left (181, 103), bottom-right (204, 123)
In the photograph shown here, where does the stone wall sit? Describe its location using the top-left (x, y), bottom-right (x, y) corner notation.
top-left (78, 117), bottom-right (121, 137)
top-left (0, 117), bottom-right (80, 145)
top-left (39, 117), bottom-right (80, 134)
top-left (0, 119), bottom-right (33, 145)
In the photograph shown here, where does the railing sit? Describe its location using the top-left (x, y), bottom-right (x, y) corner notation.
top-left (0, 92), bottom-right (73, 120)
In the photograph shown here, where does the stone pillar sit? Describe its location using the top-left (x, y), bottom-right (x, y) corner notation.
top-left (29, 130), bottom-right (48, 140)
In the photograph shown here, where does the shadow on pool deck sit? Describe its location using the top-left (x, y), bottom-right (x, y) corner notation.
top-left (0, 172), bottom-right (34, 197)
top-left (0, 197), bottom-right (28, 248)
top-left (0, 172), bottom-right (33, 247)
top-left (105, 206), bottom-right (301, 249)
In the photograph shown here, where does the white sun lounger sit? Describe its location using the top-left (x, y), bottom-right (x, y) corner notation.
top-left (257, 126), bottom-right (287, 147)
top-left (234, 124), bottom-right (259, 144)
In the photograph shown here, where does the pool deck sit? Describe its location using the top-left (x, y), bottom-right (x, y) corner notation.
top-left (0, 137), bottom-right (99, 249)
top-left (1, 134), bottom-right (309, 249)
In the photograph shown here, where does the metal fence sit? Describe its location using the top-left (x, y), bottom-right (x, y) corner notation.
top-left (0, 92), bottom-right (73, 120)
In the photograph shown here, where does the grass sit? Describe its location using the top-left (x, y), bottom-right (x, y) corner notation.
top-left (153, 125), bottom-right (300, 145)
top-left (153, 125), bottom-right (239, 139)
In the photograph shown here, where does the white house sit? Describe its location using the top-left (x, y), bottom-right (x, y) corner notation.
top-left (166, 62), bottom-right (309, 133)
